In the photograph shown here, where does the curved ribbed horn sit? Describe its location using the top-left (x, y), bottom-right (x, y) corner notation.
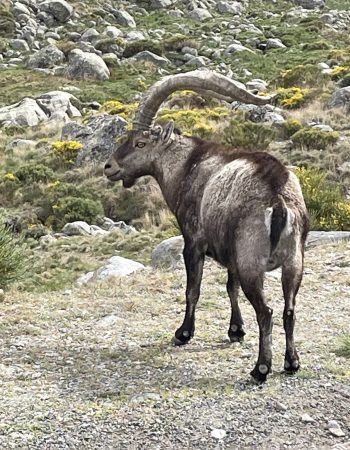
top-left (133, 70), bottom-right (276, 130)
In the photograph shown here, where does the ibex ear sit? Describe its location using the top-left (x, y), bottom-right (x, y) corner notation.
top-left (161, 121), bottom-right (175, 144)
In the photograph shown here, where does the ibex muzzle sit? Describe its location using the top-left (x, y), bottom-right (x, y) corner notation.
top-left (105, 70), bottom-right (309, 383)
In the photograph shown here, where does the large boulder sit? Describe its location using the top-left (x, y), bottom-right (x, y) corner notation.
top-left (0, 98), bottom-right (47, 127)
top-left (0, 91), bottom-right (81, 128)
top-left (27, 44), bottom-right (65, 69)
top-left (189, 8), bottom-right (212, 21)
top-left (130, 51), bottom-right (169, 67)
top-left (112, 10), bottom-right (136, 28)
top-left (61, 114), bottom-right (128, 165)
top-left (95, 256), bottom-right (145, 279)
top-left (151, 236), bottom-right (184, 269)
top-left (39, 0), bottom-right (73, 23)
top-left (217, 1), bottom-right (244, 15)
top-left (65, 49), bottom-right (110, 80)
top-left (35, 91), bottom-right (81, 120)
top-left (328, 87), bottom-right (350, 110)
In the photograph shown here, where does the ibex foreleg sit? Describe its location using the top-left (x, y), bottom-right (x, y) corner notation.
top-left (173, 242), bottom-right (205, 346)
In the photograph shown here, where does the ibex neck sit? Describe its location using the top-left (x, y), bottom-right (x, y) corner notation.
top-left (152, 137), bottom-right (196, 214)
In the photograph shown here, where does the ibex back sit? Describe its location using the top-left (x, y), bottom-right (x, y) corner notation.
top-left (104, 70), bottom-right (309, 383)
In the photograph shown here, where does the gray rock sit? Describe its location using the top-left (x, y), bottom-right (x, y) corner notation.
top-left (12, 2), bottom-right (32, 17)
top-left (151, 0), bottom-right (177, 8)
top-left (37, 11), bottom-right (56, 26)
top-left (27, 44), bottom-right (64, 68)
top-left (307, 231), bottom-right (350, 247)
top-left (301, 413), bottom-right (316, 423)
top-left (35, 91), bottom-right (81, 120)
top-left (130, 50), bottom-right (169, 67)
top-left (126, 30), bottom-right (146, 41)
top-left (294, 0), bottom-right (325, 9)
top-left (104, 26), bottom-right (123, 38)
top-left (0, 98), bottom-right (47, 127)
top-left (189, 8), bottom-right (212, 21)
top-left (39, 0), bottom-right (73, 23)
top-left (10, 39), bottom-right (30, 52)
top-left (211, 429), bottom-right (227, 440)
top-left (62, 221), bottom-right (91, 236)
top-left (113, 10), bottom-right (136, 28)
top-left (184, 55), bottom-right (211, 68)
top-left (81, 28), bottom-right (100, 43)
top-left (94, 256), bottom-right (145, 279)
top-left (225, 43), bottom-right (255, 54)
top-left (65, 49), bottom-right (110, 81)
top-left (266, 38), bottom-right (286, 50)
top-left (217, 1), bottom-right (243, 15)
top-left (246, 79), bottom-right (267, 92)
top-left (328, 87), bottom-right (350, 110)
top-left (89, 225), bottom-right (108, 236)
top-left (61, 114), bottom-right (127, 165)
top-left (129, 392), bottom-right (161, 403)
top-left (151, 236), bottom-right (184, 269)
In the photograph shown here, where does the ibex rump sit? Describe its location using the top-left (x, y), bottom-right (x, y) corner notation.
top-left (104, 70), bottom-right (309, 382)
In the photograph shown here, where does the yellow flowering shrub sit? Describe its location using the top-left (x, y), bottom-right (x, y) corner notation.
top-left (277, 87), bottom-right (314, 109)
top-left (51, 140), bottom-right (83, 165)
top-left (3, 172), bottom-right (17, 182)
top-left (99, 101), bottom-right (139, 120)
top-left (330, 65), bottom-right (350, 80)
top-left (295, 167), bottom-right (350, 230)
top-left (158, 107), bottom-right (230, 136)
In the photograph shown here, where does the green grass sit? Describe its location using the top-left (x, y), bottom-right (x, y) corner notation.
top-left (335, 335), bottom-right (350, 358)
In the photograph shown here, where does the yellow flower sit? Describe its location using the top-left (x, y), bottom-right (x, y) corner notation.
top-left (4, 172), bottom-right (17, 181)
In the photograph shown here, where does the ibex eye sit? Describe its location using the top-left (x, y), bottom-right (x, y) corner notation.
top-left (136, 142), bottom-right (146, 148)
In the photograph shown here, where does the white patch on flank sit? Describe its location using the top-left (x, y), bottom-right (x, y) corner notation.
top-left (231, 324), bottom-right (238, 332)
top-left (282, 208), bottom-right (296, 236)
top-left (264, 207), bottom-right (273, 236)
top-left (183, 331), bottom-right (190, 337)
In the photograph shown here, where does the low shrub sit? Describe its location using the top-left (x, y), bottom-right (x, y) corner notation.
top-left (47, 196), bottom-right (104, 229)
top-left (222, 119), bottom-right (276, 151)
top-left (277, 87), bottom-right (316, 109)
top-left (0, 7), bottom-right (15, 38)
top-left (295, 167), bottom-right (350, 230)
top-left (302, 40), bottom-right (331, 51)
top-left (95, 37), bottom-right (125, 55)
top-left (0, 226), bottom-right (26, 289)
top-left (14, 163), bottom-right (55, 183)
top-left (280, 118), bottom-right (302, 138)
top-left (163, 34), bottom-right (199, 52)
top-left (99, 100), bottom-right (138, 120)
top-left (335, 335), bottom-right (350, 358)
top-left (158, 107), bottom-right (230, 136)
top-left (277, 64), bottom-right (328, 88)
top-left (51, 140), bottom-right (83, 166)
top-left (291, 127), bottom-right (339, 150)
top-left (123, 40), bottom-right (163, 58)
top-left (330, 65), bottom-right (350, 81)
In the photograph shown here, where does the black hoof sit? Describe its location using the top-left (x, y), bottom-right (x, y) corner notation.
top-left (228, 325), bottom-right (246, 343)
top-left (284, 357), bottom-right (300, 374)
top-left (250, 364), bottom-right (271, 383)
top-left (173, 328), bottom-right (193, 346)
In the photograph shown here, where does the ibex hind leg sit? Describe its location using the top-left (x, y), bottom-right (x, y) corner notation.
top-left (239, 272), bottom-right (273, 383)
top-left (227, 270), bottom-right (245, 343)
top-left (282, 252), bottom-right (304, 374)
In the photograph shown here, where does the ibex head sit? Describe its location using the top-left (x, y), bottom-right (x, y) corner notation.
top-left (104, 69), bottom-right (276, 186)
top-left (104, 122), bottom-right (176, 187)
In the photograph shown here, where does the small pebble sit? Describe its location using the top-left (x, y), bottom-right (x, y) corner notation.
top-left (211, 429), bottom-right (226, 440)
top-left (301, 413), bottom-right (316, 423)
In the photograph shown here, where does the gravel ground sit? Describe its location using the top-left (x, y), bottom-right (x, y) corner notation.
top-left (0, 242), bottom-right (349, 449)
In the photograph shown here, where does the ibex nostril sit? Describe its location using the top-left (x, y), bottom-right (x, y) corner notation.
top-left (104, 163), bottom-right (111, 170)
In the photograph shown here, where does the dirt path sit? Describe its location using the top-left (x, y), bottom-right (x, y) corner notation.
top-left (0, 242), bottom-right (349, 449)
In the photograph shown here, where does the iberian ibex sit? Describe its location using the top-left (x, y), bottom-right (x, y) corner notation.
top-left (104, 70), bottom-right (309, 382)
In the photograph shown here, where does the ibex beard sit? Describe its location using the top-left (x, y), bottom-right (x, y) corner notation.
top-left (104, 70), bottom-right (309, 383)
